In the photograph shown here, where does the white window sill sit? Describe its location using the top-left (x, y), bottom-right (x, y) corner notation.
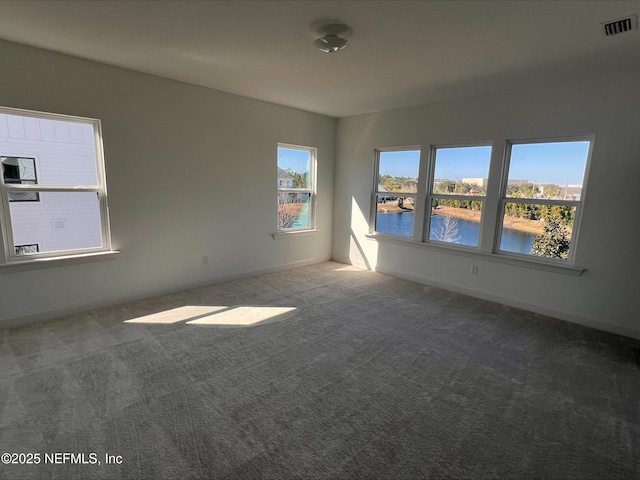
top-left (0, 250), bottom-right (120, 273)
top-left (366, 233), bottom-right (584, 276)
top-left (272, 229), bottom-right (319, 239)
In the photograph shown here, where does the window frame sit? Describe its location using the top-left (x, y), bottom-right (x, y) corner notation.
top-left (0, 105), bottom-right (113, 265)
top-left (370, 146), bottom-right (422, 239)
top-left (494, 136), bottom-right (593, 264)
top-left (367, 136), bottom-right (592, 272)
top-left (424, 143), bottom-right (492, 249)
top-left (276, 143), bottom-right (317, 233)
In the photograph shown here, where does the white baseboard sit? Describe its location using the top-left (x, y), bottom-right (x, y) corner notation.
top-left (1, 256), bottom-right (330, 330)
top-left (6, 253), bottom-right (638, 341)
top-left (332, 254), bottom-right (368, 270)
top-left (334, 256), bottom-right (640, 341)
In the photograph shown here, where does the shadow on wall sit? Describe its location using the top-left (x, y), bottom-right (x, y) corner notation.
top-left (337, 114), bottom-right (384, 270)
top-left (350, 196), bottom-right (374, 270)
top-left (350, 229), bottom-right (371, 270)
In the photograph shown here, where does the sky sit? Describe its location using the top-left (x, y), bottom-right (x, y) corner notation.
top-left (509, 141), bottom-right (589, 186)
top-left (278, 146), bottom-right (311, 174)
top-left (379, 141), bottom-right (590, 186)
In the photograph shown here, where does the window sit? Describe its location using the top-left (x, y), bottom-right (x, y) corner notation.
top-left (2, 157), bottom-right (39, 202)
top-left (0, 106), bottom-right (112, 261)
top-left (277, 144), bottom-right (316, 232)
top-left (15, 244), bottom-right (39, 255)
top-left (369, 136), bottom-right (592, 269)
top-left (426, 145), bottom-right (491, 247)
top-left (497, 139), bottom-right (592, 262)
top-left (372, 148), bottom-right (420, 237)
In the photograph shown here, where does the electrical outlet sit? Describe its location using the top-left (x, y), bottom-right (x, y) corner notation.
top-left (471, 265), bottom-right (478, 274)
top-left (202, 256), bottom-right (208, 265)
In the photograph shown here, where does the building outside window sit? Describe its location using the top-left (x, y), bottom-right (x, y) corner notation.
top-left (0, 106), bottom-right (112, 262)
top-left (2, 156), bottom-right (39, 202)
top-left (14, 244), bottom-right (39, 255)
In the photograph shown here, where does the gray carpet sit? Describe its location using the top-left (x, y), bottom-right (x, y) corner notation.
top-left (1, 261), bottom-right (639, 479)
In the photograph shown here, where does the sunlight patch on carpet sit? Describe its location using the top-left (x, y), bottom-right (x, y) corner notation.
top-left (124, 306), bottom-right (228, 324)
top-left (186, 306), bottom-right (298, 326)
top-left (334, 265), bottom-right (366, 272)
top-left (124, 306), bottom-right (298, 326)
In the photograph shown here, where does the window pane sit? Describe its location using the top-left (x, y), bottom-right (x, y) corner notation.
top-left (9, 191), bottom-right (103, 254)
top-left (2, 157), bottom-right (36, 182)
top-left (500, 203), bottom-right (577, 259)
top-left (15, 244), bottom-right (39, 256)
top-left (506, 141), bottom-right (589, 200)
top-left (378, 150), bottom-right (419, 194)
top-left (432, 146), bottom-right (491, 196)
top-left (429, 199), bottom-right (482, 247)
top-left (9, 191), bottom-right (39, 202)
top-left (277, 147), bottom-right (311, 189)
top-left (2, 156), bottom-right (39, 201)
top-left (375, 195), bottom-right (414, 237)
top-left (278, 192), bottom-right (311, 229)
top-left (0, 113), bottom-right (98, 186)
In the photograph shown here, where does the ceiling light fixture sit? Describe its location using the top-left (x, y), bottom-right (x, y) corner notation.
top-left (313, 24), bottom-right (350, 53)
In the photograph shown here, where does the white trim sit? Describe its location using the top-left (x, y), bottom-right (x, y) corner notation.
top-left (365, 233), bottom-right (584, 275)
top-left (0, 249), bottom-right (120, 273)
top-left (0, 256), bottom-right (328, 330)
top-left (3, 185), bottom-right (102, 193)
top-left (331, 255), bottom-right (636, 339)
top-left (272, 228), bottom-right (320, 239)
top-left (372, 263), bottom-right (640, 340)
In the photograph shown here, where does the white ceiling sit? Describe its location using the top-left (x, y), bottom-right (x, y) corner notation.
top-left (1, 0), bottom-right (639, 118)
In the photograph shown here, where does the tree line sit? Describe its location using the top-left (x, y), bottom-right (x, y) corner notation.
top-left (287, 170), bottom-right (309, 189)
top-left (381, 176), bottom-right (574, 259)
top-left (379, 174), bottom-right (418, 193)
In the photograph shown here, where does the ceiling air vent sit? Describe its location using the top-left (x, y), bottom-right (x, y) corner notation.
top-left (602, 15), bottom-right (638, 36)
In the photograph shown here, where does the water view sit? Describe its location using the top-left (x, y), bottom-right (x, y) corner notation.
top-left (375, 212), bottom-right (535, 254)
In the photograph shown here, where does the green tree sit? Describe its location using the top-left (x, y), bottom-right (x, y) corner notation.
top-left (453, 182), bottom-right (473, 195)
top-left (470, 200), bottom-right (482, 211)
top-left (540, 205), bottom-right (574, 226)
top-left (379, 173), bottom-right (392, 188)
top-left (542, 184), bottom-right (562, 199)
top-left (434, 180), bottom-right (456, 194)
top-left (285, 169), bottom-right (308, 189)
top-left (293, 171), bottom-right (308, 188)
top-left (531, 218), bottom-right (570, 259)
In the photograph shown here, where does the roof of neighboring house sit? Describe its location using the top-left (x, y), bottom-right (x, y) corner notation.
top-left (277, 168), bottom-right (293, 180)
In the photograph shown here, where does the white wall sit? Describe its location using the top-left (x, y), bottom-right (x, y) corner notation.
top-left (333, 71), bottom-right (640, 339)
top-left (0, 39), bottom-right (335, 326)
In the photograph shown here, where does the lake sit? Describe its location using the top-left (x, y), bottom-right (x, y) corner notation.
top-left (375, 212), bottom-right (535, 254)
